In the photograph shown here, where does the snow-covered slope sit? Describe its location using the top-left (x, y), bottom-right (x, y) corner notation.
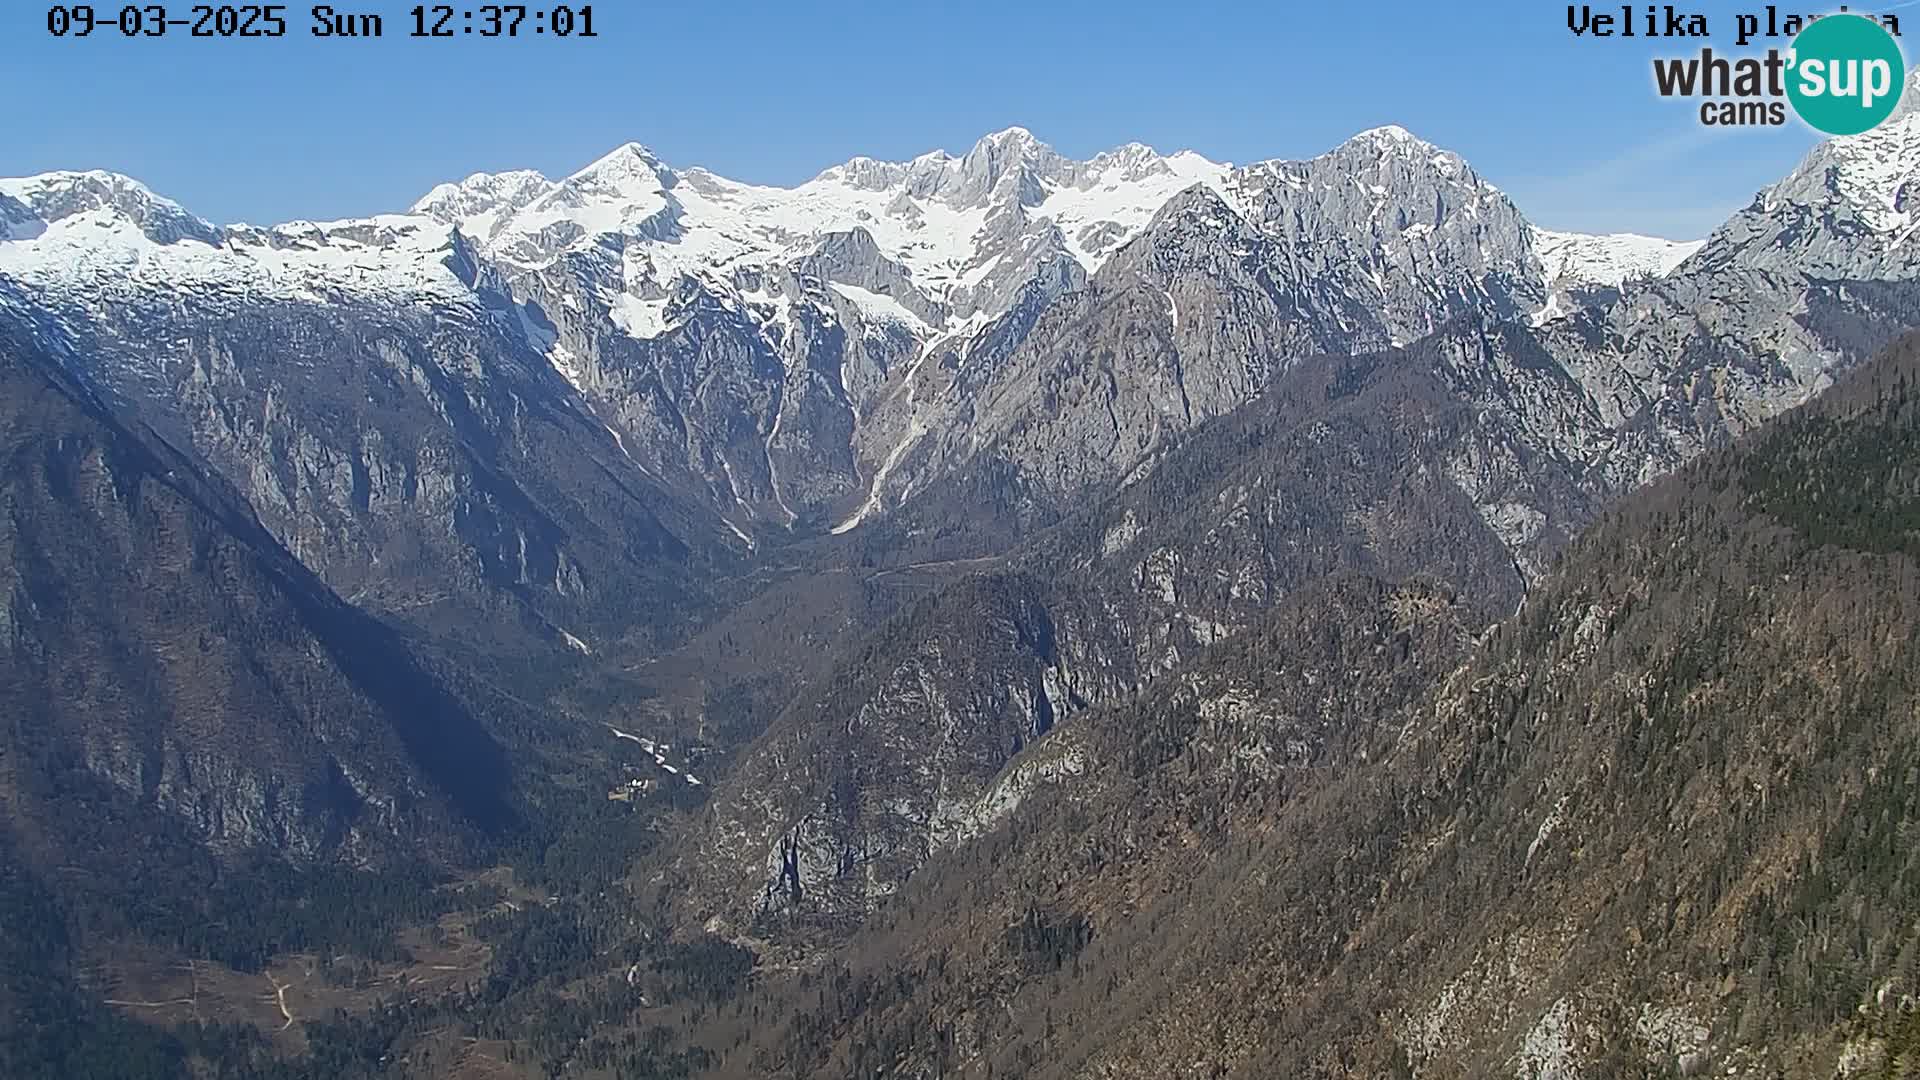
top-left (0, 171), bottom-right (468, 304)
top-left (1813, 106), bottom-right (1920, 236)
top-left (410, 168), bottom-right (555, 242)
top-left (1529, 228), bottom-right (1704, 323)
top-left (1531, 229), bottom-right (1703, 290)
top-left (409, 129), bottom-right (1234, 329)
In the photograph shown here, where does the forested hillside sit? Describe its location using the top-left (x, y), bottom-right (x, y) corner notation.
top-left (695, 333), bottom-right (1920, 1079)
top-left (0, 314), bottom-right (524, 1077)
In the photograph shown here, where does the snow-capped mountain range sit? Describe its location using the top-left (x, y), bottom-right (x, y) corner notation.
top-left (0, 123), bottom-right (1720, 533)
top-left (2, 101), bottom-right (1917, 662)
top-left (413, 129), bottom-right (1236, 320)
top-left (1, 126), bottom-right (1691, 334)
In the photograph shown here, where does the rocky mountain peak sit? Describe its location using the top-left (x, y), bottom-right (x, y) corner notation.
top-left (1136, 182), bottom-right (1249, 242)
top-left (1208, 124), bottom-right (1543, 344)
top-left (0, 170), bottom-right (221, 247)
top-left (1077, 140), bottom-right (1189, 186)
top-left (817, 154), bottom-right (906, 191)
top-left (410, 168), bottom-right (557, 237)
top-left (563, 142), bottom-right (675, 199)
top-left (1684, 73), bottom-right (1920, 280)
top-left (947, 126), bottom-right (1069, 208)
top-left (1783, 89), bottom-right (1920, 235)
top-left (1335, 124), bottom-right (1470, 172)
top-left (1227, 123), bottom-right (1494, 222)
top-left (468, 144), bottom-right (681, 268)
top-left (976, 124), bottom-right (1041, 149)
top-left (1094, 181), bottom-right (1271, 300)
top-left (1351, 122), bottom-right (1422, 145)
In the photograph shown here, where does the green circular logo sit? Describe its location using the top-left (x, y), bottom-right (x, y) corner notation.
top-left (1787, 13), bottom-right (1907, 136)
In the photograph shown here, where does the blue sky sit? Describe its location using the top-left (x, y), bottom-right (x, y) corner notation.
top-left (1, 0), bottom-right (1872, 238)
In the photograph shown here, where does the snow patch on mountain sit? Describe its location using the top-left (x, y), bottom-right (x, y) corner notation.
top-left (610, 293), bottom-right (674, 340)
top-left (1532, 229), bottom-right (1703, 290)
top-left (1032, 148), bottom-right (1231, 270)
top-left (6, 128), bottom-right (1694, 351)
top-left (831, 282), bottom-right (931, 335)
top-left (0, 171), bottom-right (215, 245)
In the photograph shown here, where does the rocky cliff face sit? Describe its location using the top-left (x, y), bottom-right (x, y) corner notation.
top-left (1225, 125), bottom-right (1546, 344)
top-left (0, 173), bottom-right (741, 661)
top-left (0, 296), bottom-right (513, 870)
top-left (1687, 89), bottom-right (1920, 282)
top-left (787, 106), bottom-right (1920, 538)
top-left (892, 101), bottom-right (1920, 531)
top-left (681, 574), bottom-right (1135, 934)
top-left (840, 128), bottom-right (1589, 526)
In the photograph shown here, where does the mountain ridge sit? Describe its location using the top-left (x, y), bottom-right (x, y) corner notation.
top-left (3, 124), bottom-right (1700, 328)
top-left (5, 106), bottom-right (1918, 653)
top-left (7, 121), bottom-right (1706, 555)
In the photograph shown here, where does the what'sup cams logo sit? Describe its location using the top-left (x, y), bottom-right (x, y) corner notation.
top-left (1782, 11), bottom-right (1906, 132)
top-left (1568, 6), bottom-right (1908, 134)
